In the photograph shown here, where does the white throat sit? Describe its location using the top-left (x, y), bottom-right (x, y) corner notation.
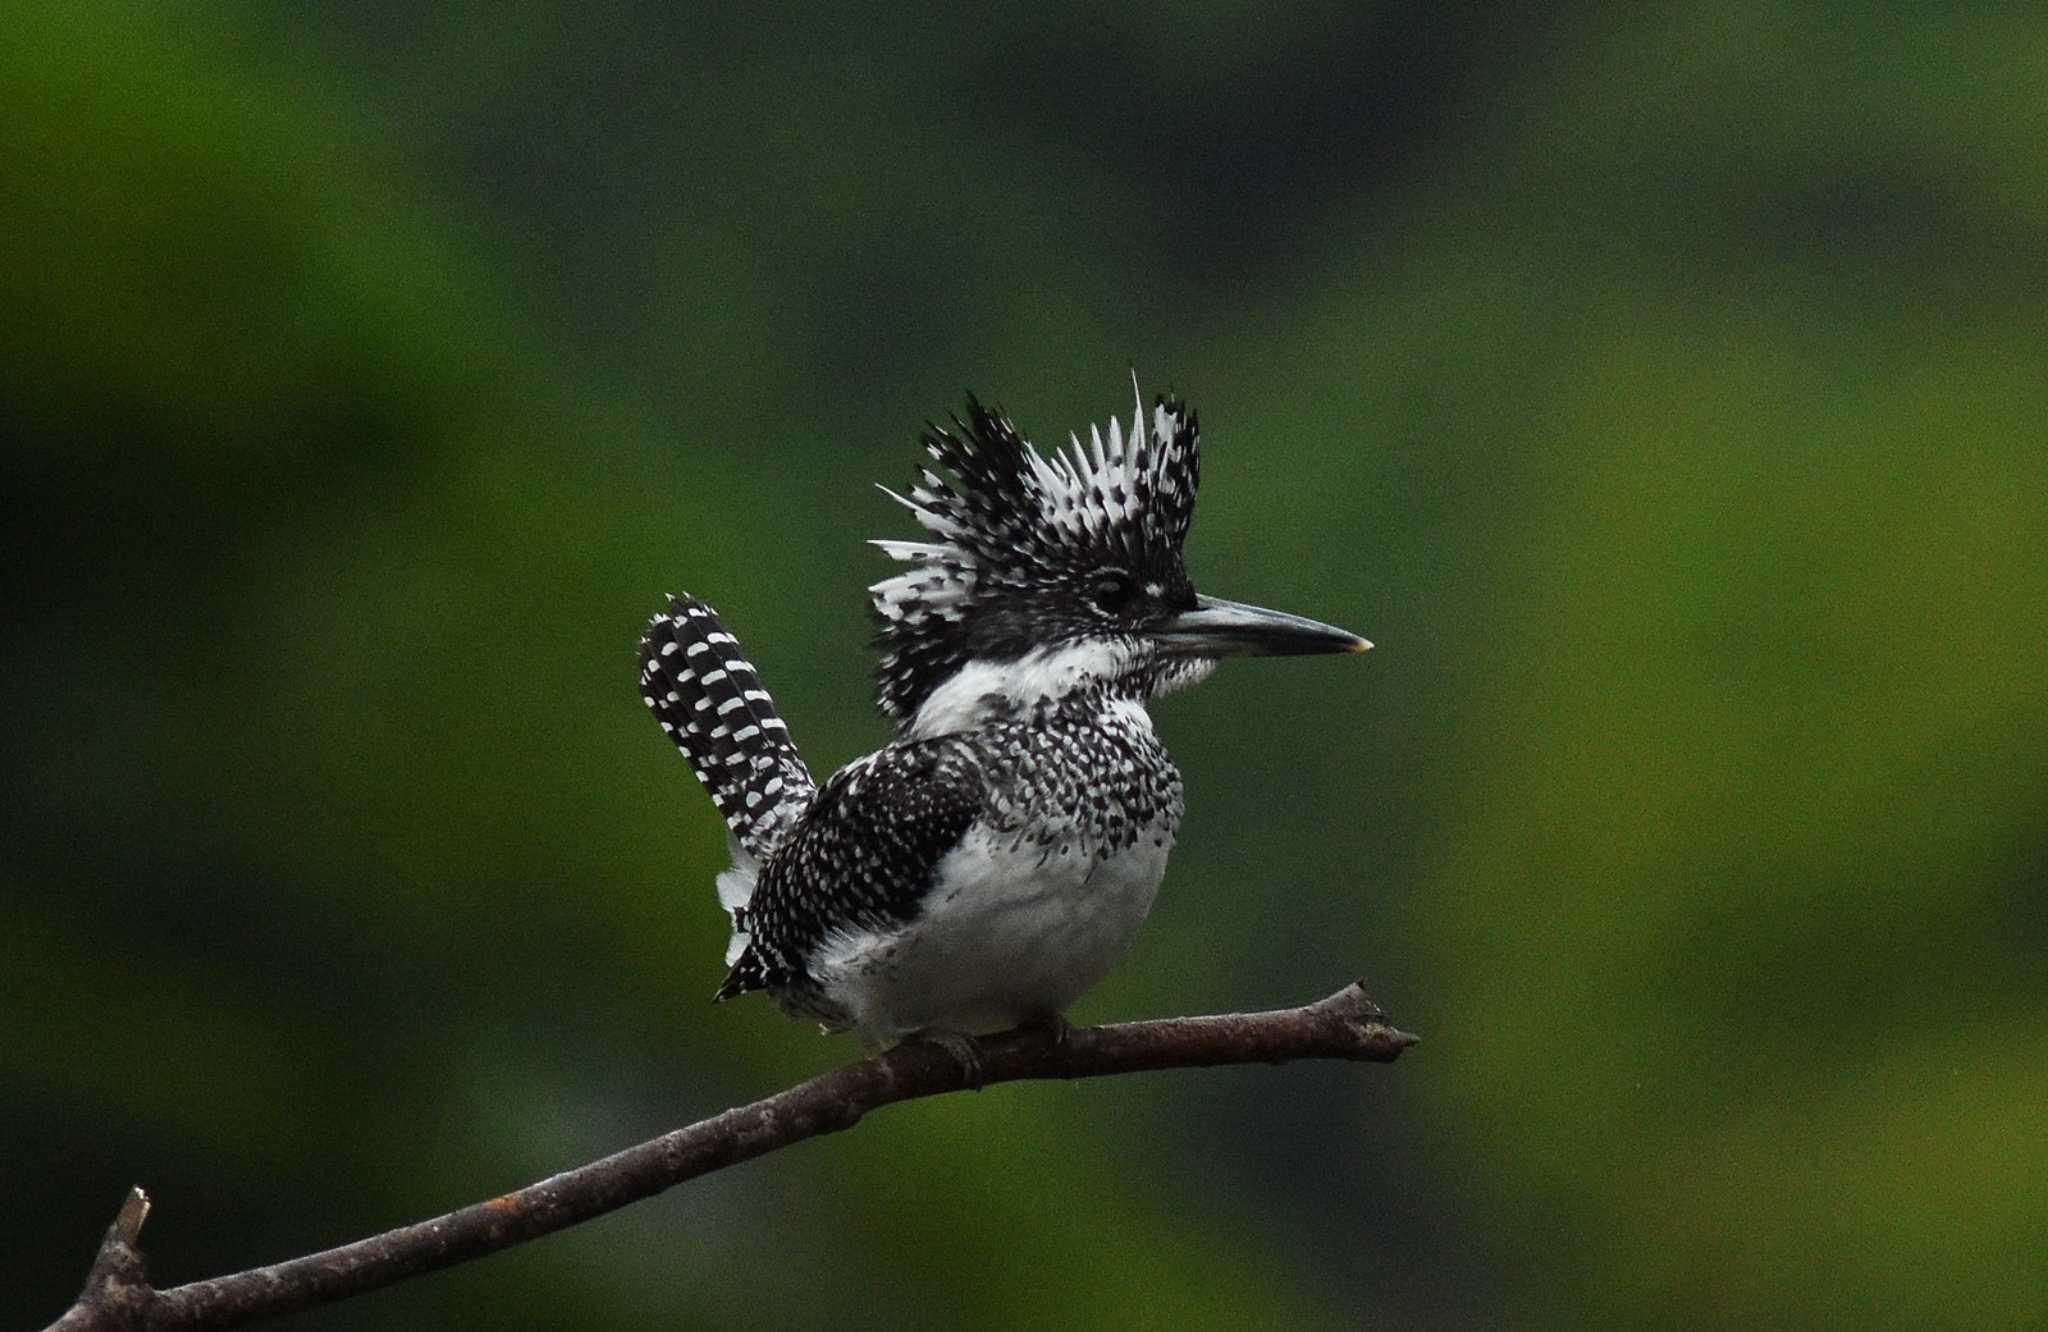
top-left (907, 638), bottom-right (1145, 739)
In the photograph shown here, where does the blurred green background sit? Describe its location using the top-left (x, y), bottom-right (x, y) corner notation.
top-left (8, 3), bottom-right (2044, 1327)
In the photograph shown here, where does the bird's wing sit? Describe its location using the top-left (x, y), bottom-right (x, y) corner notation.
top-left (717, 735), bottom-right (987, 999)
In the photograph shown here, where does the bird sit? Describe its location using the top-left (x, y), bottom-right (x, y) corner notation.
top-left (637, 379), bottom-right (1368, 1057)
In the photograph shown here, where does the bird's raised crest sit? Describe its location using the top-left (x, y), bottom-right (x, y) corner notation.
top-left (868, 377), bottom-right (1201, 722)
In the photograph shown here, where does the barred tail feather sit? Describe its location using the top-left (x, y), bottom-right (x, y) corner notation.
top-left (638, 595), bottom-right (816, 882)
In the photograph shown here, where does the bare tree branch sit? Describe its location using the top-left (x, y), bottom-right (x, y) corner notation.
top-left (48, 980), bottom-right (1416, 1331)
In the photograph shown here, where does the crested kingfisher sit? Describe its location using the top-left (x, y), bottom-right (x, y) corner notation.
top-left (638, 380), bottom-right (1368, 1052)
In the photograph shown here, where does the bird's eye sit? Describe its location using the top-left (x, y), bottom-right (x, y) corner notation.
top-left (1092, 574), bottom-right (1137, 614)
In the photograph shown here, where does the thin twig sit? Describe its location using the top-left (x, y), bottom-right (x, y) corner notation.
top-left (48, 981), bottom-right (1416, 1331)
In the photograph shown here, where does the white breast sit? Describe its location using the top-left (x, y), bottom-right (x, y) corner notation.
top-left (809, 816), bottom-right (1176, 1048)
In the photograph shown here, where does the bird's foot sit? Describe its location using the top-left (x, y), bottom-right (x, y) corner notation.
top-left (918, 1030), bottom-right (986, 1089)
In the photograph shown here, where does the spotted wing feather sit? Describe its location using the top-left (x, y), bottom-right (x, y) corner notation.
top-left (717, 735), bottom-right (986, 1004)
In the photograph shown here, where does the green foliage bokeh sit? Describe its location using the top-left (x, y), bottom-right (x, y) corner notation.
top-left (7, 4), bottom-right (2043, 1327)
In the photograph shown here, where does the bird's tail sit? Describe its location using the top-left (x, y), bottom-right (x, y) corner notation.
top-left (639, 595), bottom-right (815, 957)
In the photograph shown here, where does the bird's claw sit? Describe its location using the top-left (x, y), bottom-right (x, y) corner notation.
top-left (920, 1030), bottom-right (986, 1089)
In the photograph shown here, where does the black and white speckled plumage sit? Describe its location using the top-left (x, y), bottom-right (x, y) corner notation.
top-left (639, 378), bottom-right (1365, 1048)
top-left (714, 729), bottom-right (991, 1005)
top-left (638, 596), bottom-right (814, 861)
top-left (725, 688), bottom-right (1185, 1025)
top-left (869, 387), bottom-right (1201, 724)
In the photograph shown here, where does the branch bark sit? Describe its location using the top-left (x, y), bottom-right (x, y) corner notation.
top-left (48, 980), bottom-right (1416, 1331)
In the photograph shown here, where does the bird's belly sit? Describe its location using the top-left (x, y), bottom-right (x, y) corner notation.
top-left (815, 819), bottom-right (1174, 1046)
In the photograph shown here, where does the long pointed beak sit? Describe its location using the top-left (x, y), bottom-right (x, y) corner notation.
top-left (1151, 594), bottom-right (1371, 658)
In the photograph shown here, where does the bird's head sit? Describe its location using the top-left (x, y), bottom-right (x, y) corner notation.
top-left (870, 379), bottom-right (1368, 737)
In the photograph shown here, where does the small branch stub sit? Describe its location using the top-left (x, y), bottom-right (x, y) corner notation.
top-left (46, 981), bottom-right (1415, 1331)
top-left (50, 1187), bottom-right (154, 1331)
